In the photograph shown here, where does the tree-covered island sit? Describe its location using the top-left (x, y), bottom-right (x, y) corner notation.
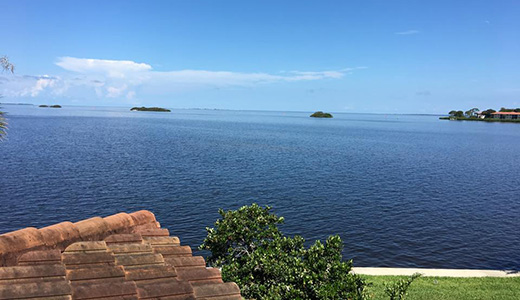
top-left (130, 106), bottom-right (171, 112)
top-left (39, 104), bottom-right (62, 108)
top-left (310, 111), bottom-right (333, 118)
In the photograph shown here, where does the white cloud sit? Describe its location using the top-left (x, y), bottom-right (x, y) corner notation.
top-left (56, 57), bottom-right (151, 78)
top-left (30, 77), bottom-right (57, 96)
top-left (106, 84), bottom-right (128, 98)
top-left (395, 30), bottom-right (420, 35)
top-left (1, 57), bottom-right (365, 101)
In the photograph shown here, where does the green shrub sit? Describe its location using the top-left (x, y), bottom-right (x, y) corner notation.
top-left (384, 273), bottom-right (421, 300)
top-left (200, 203), bottom-right (368, 299)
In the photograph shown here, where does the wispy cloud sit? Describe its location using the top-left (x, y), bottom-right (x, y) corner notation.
top-left (395, 30), bottom-right (419, 35)
top-left (56, 57), bottom-right (152, 78)
top-left (1, 57), bottom-right (366, 102)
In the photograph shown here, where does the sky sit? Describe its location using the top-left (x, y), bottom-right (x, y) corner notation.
top-left (1, 0), bottom-right (519, 113)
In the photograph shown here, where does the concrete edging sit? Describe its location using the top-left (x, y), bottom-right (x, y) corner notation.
top-left (352, 267), bottom-right (520, 278)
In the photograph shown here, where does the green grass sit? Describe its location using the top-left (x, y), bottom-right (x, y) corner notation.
top-left (362, 275), bottom-right (520, 300)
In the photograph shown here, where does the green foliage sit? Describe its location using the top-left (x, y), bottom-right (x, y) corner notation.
top-left (0, 110), bottom-right (6, 140)
top-left (310, 111), bottom-right (333, 118)
top-left (200, 204), bottom-right (368, 300)
top-left (448, 110), bottom-right (464, 117)
top-left (0, 55), bottom-right (14, 140)
top-left (130, 106), bottom-right (171, 112)
top-left (481, 108), bottom-right (496, 118)
top-left (499, 107), bottom-right (520, 112)
top-left (384, 273), bottom-right (421, 300)
top-left (465, 108), bottom-right (479, 117)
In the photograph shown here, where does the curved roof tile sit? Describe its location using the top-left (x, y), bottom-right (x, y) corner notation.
top-left (0, 210), bottom-right (241, 299)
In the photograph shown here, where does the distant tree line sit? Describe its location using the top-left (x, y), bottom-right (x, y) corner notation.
top-left (498, 107), bottom-right (520, 112)
top-left (447, 107), bottom-right (520, 119)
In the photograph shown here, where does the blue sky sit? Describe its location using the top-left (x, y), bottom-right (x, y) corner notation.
top-left (1, 0), bottom-right (519, 113)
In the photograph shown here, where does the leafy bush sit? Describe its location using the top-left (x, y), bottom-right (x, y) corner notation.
top-left (384, 273), bottom-right (421, 300)
top-left (200, 203), bottom-right (368, 299)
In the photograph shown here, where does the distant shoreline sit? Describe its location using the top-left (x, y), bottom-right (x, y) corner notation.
top-left (0, 103), bottom-right (446, 116)
top-left (440, 116), bottom-right (520, 123)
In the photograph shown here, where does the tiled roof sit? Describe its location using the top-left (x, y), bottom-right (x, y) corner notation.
top-left (0, 210), bottom-right (241, 300)
top-left (492, 112), bottom-right (520, 115)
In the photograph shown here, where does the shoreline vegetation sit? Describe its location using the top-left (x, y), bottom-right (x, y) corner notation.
top-left (440, 107), bottom-right (520, 123)
top-left (439, 116), bottom-right (520, 123)
top-left (310, 111), bottom-right (333, 118)
top-left (130, 106), bottom-right (171, 112)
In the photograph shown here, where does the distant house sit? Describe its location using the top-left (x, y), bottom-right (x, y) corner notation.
top-left (475, 112), bottom-right (486, 119)
top-left (492, 112), bottom-right (520, 120)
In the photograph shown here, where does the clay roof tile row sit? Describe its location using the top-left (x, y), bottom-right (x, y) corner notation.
top-left (0, 210), bottom-right (241, 300)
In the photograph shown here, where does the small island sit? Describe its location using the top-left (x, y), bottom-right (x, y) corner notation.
top-left (130, 106), bottom-right (171, 112)
top-left (310, 111), bottom-right (333, 118)
top-left (39, 104), bottom-right (62, 108)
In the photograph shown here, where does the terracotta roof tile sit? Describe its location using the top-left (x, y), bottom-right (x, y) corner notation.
top-left (74, 217), bottom-right (111, 241)
top-left (131, 223), bottom-right (162, 233)
top-left (103, 213), bottom-right (136, 233)
top-left (153, 245), bottom-right (192, 257)
top-left (124, 265), bottom-right (178, 282)
top-left (0, 264), bottom-right (66, 282)
top-left (0, 228), bottom-right (45, 253)
top-left (136, 280), bottom-right (195, 299)
top-left (62, 252), bottom-right (116, 267)
top-left (115, 253), bottom-right (165, 268)
top-left (71, 281), bottom-right (138, 300)
top-left (109, 243), bottom-right (154, 255)
top-left (136, 228), bottom-right (170, 237)
top-left (143, 236), bottom-right (180, 246)
top-left (66, 265), bottom-right (126, 282)
top-left (193, 282), bottom-right (241, 300)
top-left (39, 222), bottom-right (81, 248)
top-left (0, 281), bottom-right (72, 299)
top-left (492, 111), bottom-right (520, 115)
top-left (0, 210), bottom-right (241, 299)
top-left (165, 257), bottom-right (206, 269)
top-left (64, 241), bottom-right (109, 252)
top-left (17, 249), bottom-right (62, 265)
top-left (176, 268), bottom-right (223, 285)
top-left (129, 211), bottom-right (157, 226)
top-left (105, 233), bottom-right (144, 244)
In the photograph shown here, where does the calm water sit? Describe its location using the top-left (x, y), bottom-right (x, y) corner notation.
top-left (1, 105), bottom-right (519, 270)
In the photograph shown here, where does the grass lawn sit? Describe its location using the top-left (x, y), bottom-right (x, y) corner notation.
top-left (362, 275), bottom-right (520, 300)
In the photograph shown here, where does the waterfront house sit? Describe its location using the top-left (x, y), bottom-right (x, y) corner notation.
top-left (476, 112), bottom-right (486, 119)
top-left (492, 112), bottom-right (520, 120)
